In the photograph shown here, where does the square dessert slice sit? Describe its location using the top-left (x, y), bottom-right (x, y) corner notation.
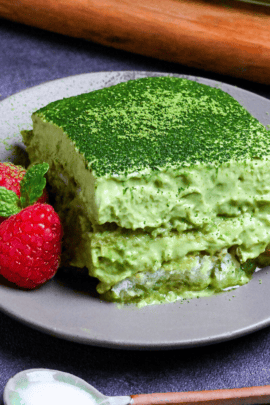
top-left (23, 76), bottom-right (270, 305)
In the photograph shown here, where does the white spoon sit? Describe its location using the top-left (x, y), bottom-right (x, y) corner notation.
top-left (4, 368), bottom-right (270, 405)
top-left (3, 369), bottom-right (130, 405)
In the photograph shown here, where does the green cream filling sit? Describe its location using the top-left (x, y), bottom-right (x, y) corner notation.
top-left (23, 123), bottom-right (270, 232)
top-left (21, 133), bottom-right (270, 304)
top-left (89, 212), bottom-right (267, 293)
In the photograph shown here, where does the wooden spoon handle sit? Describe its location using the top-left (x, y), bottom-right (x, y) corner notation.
top-left (131, 385), bottom-right (270, 405)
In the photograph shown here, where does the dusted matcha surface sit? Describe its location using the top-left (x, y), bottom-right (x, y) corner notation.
top-left (34, 76), bottom-right (270, 178)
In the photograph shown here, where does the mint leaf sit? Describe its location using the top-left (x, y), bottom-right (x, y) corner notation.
top-left (0, 187), bottom-right (21, 217)
top-left (20, 163), bottom-right (49, 208)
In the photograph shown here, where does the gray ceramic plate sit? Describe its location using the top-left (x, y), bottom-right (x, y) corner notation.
top-left (1, 71), bottom-right (270, 350)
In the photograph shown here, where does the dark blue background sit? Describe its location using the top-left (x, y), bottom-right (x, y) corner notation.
top-left (1, 16), bottom-right (270, 403)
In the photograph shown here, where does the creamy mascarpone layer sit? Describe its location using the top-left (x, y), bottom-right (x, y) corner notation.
top-left (25, 119), bottom-right (270, 234)
top-left (22, 126), bottom-right (270, 302)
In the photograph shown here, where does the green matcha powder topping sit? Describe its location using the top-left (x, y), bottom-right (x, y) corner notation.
top-left (35, 76), bottom-right (270, 177)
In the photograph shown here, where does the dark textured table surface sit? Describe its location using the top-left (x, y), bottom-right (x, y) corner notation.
top-left (1, 16), bottom-right (270, 404)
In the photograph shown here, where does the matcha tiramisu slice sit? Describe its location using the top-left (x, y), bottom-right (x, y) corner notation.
top-left (22, 76), bottom-right (270, 306)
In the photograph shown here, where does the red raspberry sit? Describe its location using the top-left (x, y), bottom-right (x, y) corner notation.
top-left (0, 162), bottom-right (26, 196)
top-left (0, 163), bottom-right (48, 223)
top-left (0, 203), bottom-right (63, 289)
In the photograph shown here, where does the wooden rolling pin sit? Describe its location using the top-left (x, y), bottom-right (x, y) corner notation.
top-left (0, 0), bottom-right (270, 84)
